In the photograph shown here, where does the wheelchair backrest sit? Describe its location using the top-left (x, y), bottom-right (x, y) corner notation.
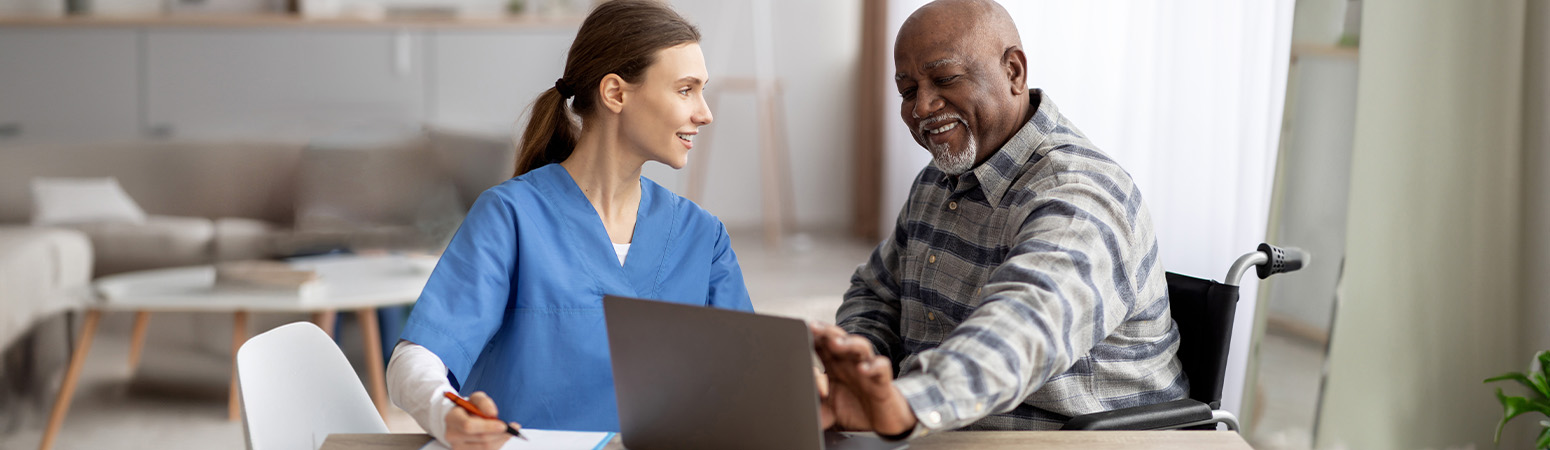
top-left (1163, 272), bottom-right (1240, 410)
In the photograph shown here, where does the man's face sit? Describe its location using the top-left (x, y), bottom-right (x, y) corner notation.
top-left (895, 25), bottom-right (1018, 176)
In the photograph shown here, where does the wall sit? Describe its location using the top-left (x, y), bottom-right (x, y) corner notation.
top-left (1522, 0), bottom-right (1550, 378)
top-left (1290, 0), bottom-right (1348, 46)
top-left (1262, 50), bottom-right (1357, 338)
top-left (645, 0), bottom-right (862, 233)
top-left (1316, 0), bottom-right (1530, 448)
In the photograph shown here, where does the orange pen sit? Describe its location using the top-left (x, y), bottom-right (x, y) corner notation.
top-left (443, 391), bottom-right (527, 441)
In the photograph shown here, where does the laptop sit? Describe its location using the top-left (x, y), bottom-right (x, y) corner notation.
top-left (603, 295), bottom-right (908, 450)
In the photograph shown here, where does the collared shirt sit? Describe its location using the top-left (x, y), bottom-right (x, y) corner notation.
top-left (399, 163), bottom-right (754, 432)
top-left (839, 91), bottom-right (1186, 433)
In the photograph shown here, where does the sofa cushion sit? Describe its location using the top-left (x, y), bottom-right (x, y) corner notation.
top-left (425, 127), bottom-right (518, 210)
top-left (214, 217), bottom-right (282, 262)
top-left (293, 131), bottom-right (465, 252)
top-left (30, 177), bottom-right (148, 226)
top-left (69, 215), bottom-right (214, 276)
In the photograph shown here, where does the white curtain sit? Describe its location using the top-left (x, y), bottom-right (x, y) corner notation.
top-left (881, 0), bottom-right (1295, 420)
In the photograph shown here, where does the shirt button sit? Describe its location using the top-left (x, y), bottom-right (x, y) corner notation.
top-left (927, 312), bottom-right (936, 321)
top-left (948, 201), bottom-right (958, 210)
top-left (927, 411), bottom-right (942, 425)
top-left (975, 402), bottom-right (984, 412)
top-left (928, 254), bottom-right (937, 264)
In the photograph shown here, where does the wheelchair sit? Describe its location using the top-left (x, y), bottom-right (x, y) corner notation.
top-left (1061, 243), bottom-right (1308, 432)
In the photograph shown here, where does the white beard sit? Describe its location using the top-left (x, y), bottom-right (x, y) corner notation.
top-left (929, 134), bottom-right (978, 176)
top-left (916, 112), bottom-right (978, 176)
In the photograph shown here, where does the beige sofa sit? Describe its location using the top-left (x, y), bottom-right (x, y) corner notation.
top-left (0, 227), bottom-right (91, 354)
top-left (0, 127), bottom-right (516, 353)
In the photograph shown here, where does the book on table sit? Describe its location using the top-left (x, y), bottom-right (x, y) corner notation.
top-left (214, 260), bottom-right (322, 299)
top-left (418, 430), bottom-right (615, 450)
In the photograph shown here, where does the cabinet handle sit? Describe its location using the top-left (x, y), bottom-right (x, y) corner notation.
top-left (0, 122), bottom-right (20, 138)
top-left (146, 124), bottom-right (174, 139)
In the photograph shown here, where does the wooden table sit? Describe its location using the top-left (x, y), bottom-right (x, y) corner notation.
top-left (319, 430), bottom-right (1254, 450)
top-left (39, 254), bottom-right (436, 450)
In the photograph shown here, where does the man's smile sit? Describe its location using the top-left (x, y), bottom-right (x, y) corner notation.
top-left (924, 121), bottom-right (961, 146)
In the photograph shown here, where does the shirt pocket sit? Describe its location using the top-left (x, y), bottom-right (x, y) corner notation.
top-left (932, 307), bottom-right (961, 342)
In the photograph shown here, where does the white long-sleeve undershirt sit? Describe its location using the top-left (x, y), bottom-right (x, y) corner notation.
top-left (387, 243), bottom-right (629, 446)
top-left (386, 340), bottom-right (458, 447)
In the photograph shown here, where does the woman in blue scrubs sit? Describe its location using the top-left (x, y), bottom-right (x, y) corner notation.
top-left (385, 1), bottom-right (753, 448)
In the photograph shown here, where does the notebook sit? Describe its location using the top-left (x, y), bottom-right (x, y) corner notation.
top-left (418, 429), bottom-right (615, 450)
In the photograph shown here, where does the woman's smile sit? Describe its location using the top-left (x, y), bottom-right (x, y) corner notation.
top-left (677, 131), bottom-right (697, 149)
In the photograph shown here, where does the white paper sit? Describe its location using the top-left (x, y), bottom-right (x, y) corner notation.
top-left (419, 429), bottom-right (614, 450)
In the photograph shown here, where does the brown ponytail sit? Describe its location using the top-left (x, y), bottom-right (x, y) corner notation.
top-left (515, 85), bottom-right (576, 177)
top-left (514, 0), bottom-right (702, 176)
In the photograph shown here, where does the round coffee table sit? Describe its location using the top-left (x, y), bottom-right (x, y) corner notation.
top-left (39, 254), bottom-right (437, 450)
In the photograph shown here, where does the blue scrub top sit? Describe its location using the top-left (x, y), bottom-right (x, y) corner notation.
top-left (399, 163), bottom-right (754, 432)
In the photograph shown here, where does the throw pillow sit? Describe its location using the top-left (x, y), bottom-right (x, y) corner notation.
top-left (30, 177), bottom-right (148, 226)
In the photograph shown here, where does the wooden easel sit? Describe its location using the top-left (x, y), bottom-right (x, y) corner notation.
top-left (685, 0), bottom-right (794, 247)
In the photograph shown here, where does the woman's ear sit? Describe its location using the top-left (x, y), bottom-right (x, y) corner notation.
top-left (599, 73), bottom-right (628, 114)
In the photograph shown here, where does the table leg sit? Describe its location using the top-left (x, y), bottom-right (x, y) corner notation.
top-left (312, 310), bottom-right (337, 338)
top-left (357, 308), bottom-right (388, 418)
top-left (229, 310), bottom-right (248, 422)
top-left (127, 311), bottom-right (151, 374)
top-left (63, 311), bottom-right (75, 361)
top-left (39, 309), bottom-right (100, 450)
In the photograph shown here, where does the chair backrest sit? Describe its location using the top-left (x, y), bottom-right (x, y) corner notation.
top-left (237, 322), bottom-right (388, 450)
top-left (1163, 272), bottom-right (1240, 410)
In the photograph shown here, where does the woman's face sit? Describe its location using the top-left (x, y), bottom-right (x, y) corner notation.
top-left (618, 42), bottom-right (713, 170)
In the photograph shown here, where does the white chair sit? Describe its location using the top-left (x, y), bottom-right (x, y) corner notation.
top-left (237, 322), bottom-right (388, 450)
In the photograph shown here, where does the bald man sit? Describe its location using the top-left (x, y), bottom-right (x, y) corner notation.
top-left (810, 0), bottom-right (1187, 438)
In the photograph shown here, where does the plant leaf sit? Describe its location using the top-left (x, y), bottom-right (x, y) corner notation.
top-left (1488, 372), bottom-right (1532, 384)
top-left (1497, 389), bottom-right (1536, 443)
top-left (1535, 396), bottom-right (1550, 416)
top-left (1487, 372), bottom-right (1546, 400)
top-left (1540, 350), bottom-right (1550, 385)
top-left (1535, 372), bottom-right (1550, 401)
top-left (1538, 350), bottom-right (1549, 377)
top-left (1538, 425), bottom-right (1550, 450)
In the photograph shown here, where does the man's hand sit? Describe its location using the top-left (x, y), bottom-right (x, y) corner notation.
top-left (443, 391), bottom-right (519, 450)
top-left (816, 364), bottom-right (873, 431)
top-left (809, 323), bottom-right (919, 436)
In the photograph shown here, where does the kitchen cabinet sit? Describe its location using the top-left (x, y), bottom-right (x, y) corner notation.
top-left (0, 27), bottom-right (140, 144)
top-left (143, 28), bottom-right (428, 140)
top-left (426, 29), bottom-right (573, 134)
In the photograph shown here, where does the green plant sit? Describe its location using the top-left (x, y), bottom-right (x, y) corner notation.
top-left (1485, 350), bottom-right (1550, 449)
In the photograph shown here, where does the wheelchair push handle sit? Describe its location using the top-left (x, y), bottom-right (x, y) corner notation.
top-left (1225, 243), bottom-right (1309, 286)
top-left (1256, 243), bottom-right (1307, 279)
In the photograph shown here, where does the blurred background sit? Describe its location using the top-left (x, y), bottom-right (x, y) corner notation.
top-left (0, 0), bottom-right (1546, 449)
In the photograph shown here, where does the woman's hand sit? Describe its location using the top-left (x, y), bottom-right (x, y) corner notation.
top-left (443, 391), bottom-right (520, 450)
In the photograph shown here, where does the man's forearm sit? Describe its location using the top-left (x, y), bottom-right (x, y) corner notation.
top-left (835, 297), bottom-right (901, 363)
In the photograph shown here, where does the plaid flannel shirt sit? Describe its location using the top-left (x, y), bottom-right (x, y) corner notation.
top-left (838, 91), bottom-right (1187, 434)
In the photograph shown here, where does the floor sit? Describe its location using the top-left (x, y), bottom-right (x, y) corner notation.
top-left (0, 229), bottom-right (1326, 450)
top-left (0, 229), bottom-right (874, 450)
top-left (1246, 329), bottom-right (1329, 450)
